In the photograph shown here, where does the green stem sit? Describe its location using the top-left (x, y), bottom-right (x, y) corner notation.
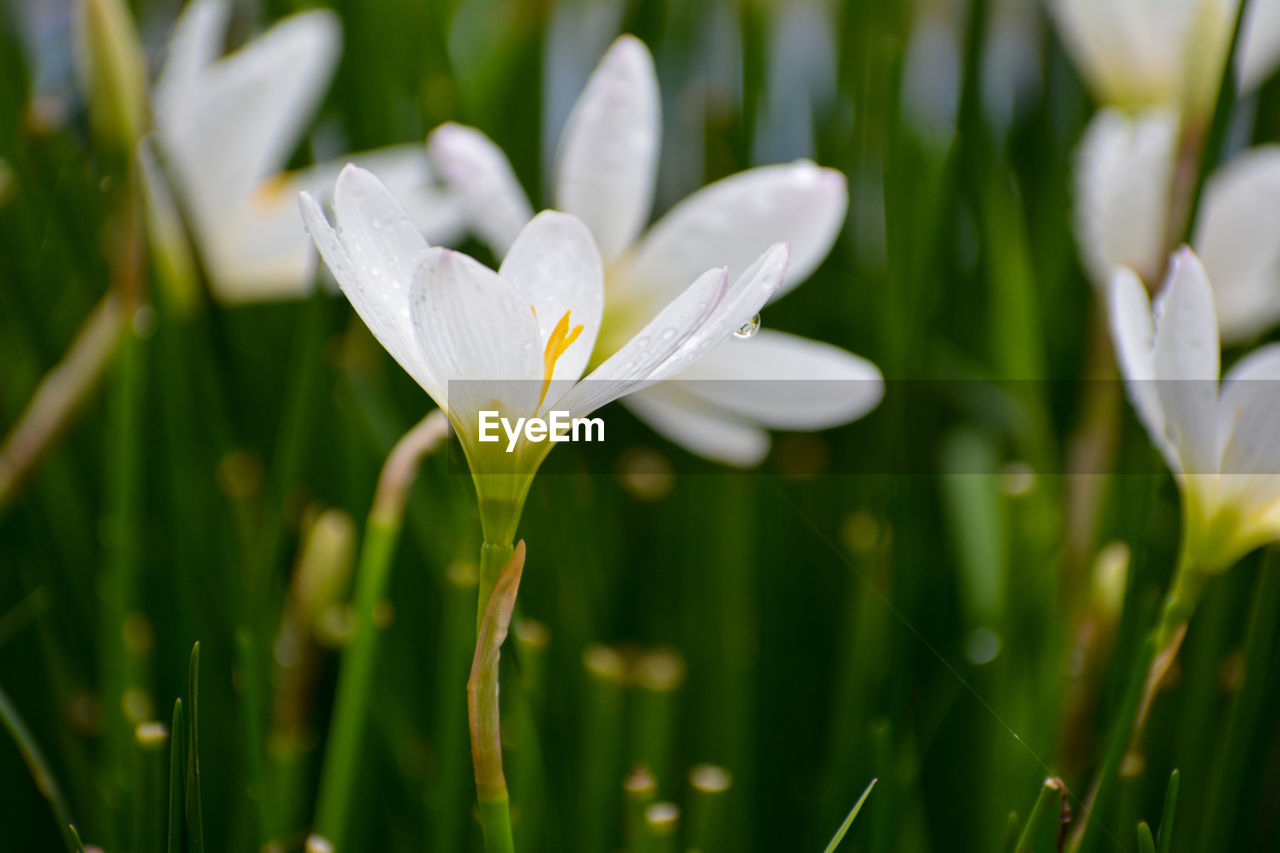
top-left (429, 562), bottom-right (479, 853)
top-left (0, 685), bottom-right (82, 853)
top-left (479, 540), bottom-right (515, 632)
top-left (1067, 633), bottom-right (1157, 853)
top-left (469, 542), bottom-right (525, 853)
top-left (313, 410), bottom-right (450, 849)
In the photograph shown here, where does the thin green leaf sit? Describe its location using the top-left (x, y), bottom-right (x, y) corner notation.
top-left (1157, 769), bottom-right (1179, 853)
top-left (168, 699), bottom-right (186, 853)
top-left (185, 643), bottom-right (204, 853)
top-left (1015, 777), bottom-right (1067, 853)
top-left (823, 778), bottom-right (877, 853)
top-left (1137, 821), bottom-right (1156, 853)
top-left (0, 685), bottom-right (82, 853)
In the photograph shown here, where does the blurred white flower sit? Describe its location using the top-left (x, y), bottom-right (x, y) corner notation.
top-left (1076, 107), bottom-right (1280, 342)
top-left (144, 0), bottom-right (459, 304)
top-left (1051, 0), bottom-right (1280, 118)
top-left (427, 35), bottom-right (882, 466)
top-left (1109, 246), bottom-right (1280, 574)
top-left (299, 165), bottom-right (787, 534)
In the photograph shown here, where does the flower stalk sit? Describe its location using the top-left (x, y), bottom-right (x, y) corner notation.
top-left (312, 410), bottom-right (450, 850)
top-left (468, 541), bottom-right (526, 853)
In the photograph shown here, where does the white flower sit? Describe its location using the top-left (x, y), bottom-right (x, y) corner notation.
top-left (1051, 0), bottom-right (1280, 117)
top-left (299, 165), bottom-right (788, 538)
top-left (426, 35), bottom-right (882, 466)
top-left (1076, 107), bottom-right (1280, 343)
top-left (1109, 246), bottom-right (1280, 574)
top-left (144, 0), bottom-right (459, 303)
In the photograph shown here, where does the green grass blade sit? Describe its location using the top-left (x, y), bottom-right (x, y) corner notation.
top-left (1138, 821), bottom-right (1156, 853)
top-left (185, 643), bottom-right (204, 853)
top-left (168, 699), bottom-right (186, 853)
top-left (823, 778), bottom-right (877, 853)
top-left (67, 824), bottom-right (87, 853)
top-left (1157, 769), bottom-right (1179, 853)
top-left (1014, 777), bottom-right (1067, 853)
top-left (0, 685), bottom-right (82, 853)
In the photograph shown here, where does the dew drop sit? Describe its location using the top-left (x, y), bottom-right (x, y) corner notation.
top-left (734, 314), bottom-right (761, 339)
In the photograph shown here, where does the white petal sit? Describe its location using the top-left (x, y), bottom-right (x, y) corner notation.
top-left (623, 388), bottom-right (771, 467)
top-left (154, 0), bottom-right (231, 111)
top-left (299, 188), bottom-right (439, 401)
top-left (213, 149), bottom-right (461, 302)
top-left (672, 329), bottom-right (883, 429)
top-left (1153, 248), bottom-right (1221, 476)
top-left (1241, 0), bottom-right (1280, 92)
top-left (137, 137), bottom-right (196, 296)
top-left (332, 164), bottom-right (433, 294)
top-left (556, 267), bottom-right (730, 418)
top-left (427, 123), bottom-right (534, 258)
top-left (1217, 344), bottom-right (1280, 515)
top-left (410, 248), bottom-right (543, 418)
top-left (1050, 0), bottom-right (1198, 105)
top-left (156, 9), bottom-right (340, 222)
top-left (1074, 108), bottom-right (1178, 287)
top-left (615, 161), bottom-right (845, 303)
top-left (1219, 343), bottom-right (1280, 462)
top-left (498, 211), bottom-right (604, 386)
top-left (554, 35), bottom-right (660, 264)
top-left (205, 192), bottom-right (315, 301)
top-left (1192, 146), bottom-right (1280, 343)
top-left (292, 145), bottom-right (464, 246)
top-left (646, 243), bottom-right (790, 382)
top-left (1109, 265), bottom-right (1175, 470)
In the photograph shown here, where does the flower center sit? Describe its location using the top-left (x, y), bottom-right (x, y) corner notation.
top-left (538, 308), bottom-right (584, 408)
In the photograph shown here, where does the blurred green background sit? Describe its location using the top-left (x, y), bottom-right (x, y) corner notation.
top-left (3, 0), bottom-right (1280, 851)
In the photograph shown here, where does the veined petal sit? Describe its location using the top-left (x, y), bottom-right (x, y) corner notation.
top-left (672, 330), bottom-right (883, 429)
top-left (156, 9), bottom-right (340, 223)
top-left (332, 164), bottom-right (433, 295)
top-left (624, 387), bottom-right (771, 467)
top-left (294, 145), bottom-right (464, 246)
top-left (154, 0), bottom-right (230, 110)
top-left (554, 35), bottom-right (660, 264)
top-left (427, 122), bottom-right (534, 258)
top-left (1109, 265), bottom-right (1175, 470)
top-left (410, 248), bottom-right (543, 420)
top-left (646, 243), bottom-right (790, 382)
top-left (615, 162), bottom-right (845, 303)
top-left (556, 267), bottom-right (730, 418)
top-left (498, 211), bottom-right (604, 386)
top-left (299, 189), bottom-right (440, 402)
top-left (1074, 108), bottom-right (1178, 288)
top-left (1193, 146), bottom-right (1280, 343)
top-left (1153, 248), bottom-right (1220, 476)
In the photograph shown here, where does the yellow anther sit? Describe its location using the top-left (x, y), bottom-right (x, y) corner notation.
top-left (539, 309), bottom-right (583, 408)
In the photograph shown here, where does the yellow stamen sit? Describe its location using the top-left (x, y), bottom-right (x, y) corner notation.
top-left (539, 309), bottom-right (583, 408)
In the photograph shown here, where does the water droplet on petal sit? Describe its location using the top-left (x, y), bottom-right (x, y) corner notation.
top-left (734, 314), bottom-right (761, 339)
